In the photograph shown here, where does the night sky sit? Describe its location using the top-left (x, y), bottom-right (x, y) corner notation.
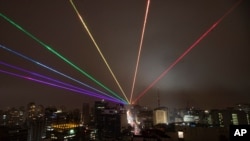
top-left (1, 0), bottom-right (249, 110)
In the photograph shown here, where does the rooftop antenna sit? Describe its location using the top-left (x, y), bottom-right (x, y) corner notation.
top-left (157, 88), bottom-right (160, 107)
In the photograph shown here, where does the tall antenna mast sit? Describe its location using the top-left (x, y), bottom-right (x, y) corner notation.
top-left (157, 88), bottom-right (160, 107)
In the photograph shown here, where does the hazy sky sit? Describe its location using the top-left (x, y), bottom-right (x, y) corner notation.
top-left (0, 0), bottom-right (249, 110)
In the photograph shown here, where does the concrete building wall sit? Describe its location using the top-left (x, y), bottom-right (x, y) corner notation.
top-left (172, 126), bottom-right (229, 141)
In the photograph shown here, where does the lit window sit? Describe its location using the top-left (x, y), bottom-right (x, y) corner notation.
top-left (232, 113), bottom-right (239, 125)
top-left (178, 131), bottom-right (184, 139)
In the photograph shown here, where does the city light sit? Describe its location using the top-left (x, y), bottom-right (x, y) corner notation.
top-left (178, 131), bottom-right (184, 139)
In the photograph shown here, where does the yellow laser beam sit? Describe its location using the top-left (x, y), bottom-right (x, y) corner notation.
top-left (69, 0), bottom-right (129, 104)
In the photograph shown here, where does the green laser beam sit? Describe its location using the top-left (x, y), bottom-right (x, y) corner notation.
top-left (0, 13), bottom-right (127, 104)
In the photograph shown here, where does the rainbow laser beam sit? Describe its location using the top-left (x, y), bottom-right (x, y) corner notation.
top-left (0, 14), bottom-right (127, 103)
top-left (0, 44), bottom-right (126, 103)
top-left (0, 69), bottom-right (124, 104)
top-left (0, 61), bottom-right (125, 104)
top-left (69, 0), bottom-right (129, 103)
top-left (130, 0), bottom-right (151, 104)
top-left (132, 0), bottom-right (242, 104)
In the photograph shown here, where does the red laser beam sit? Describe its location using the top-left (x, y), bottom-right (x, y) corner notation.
top-left (132, 0), bottom-right (242, 104)
top-left (130, 0), bottom-right (151, 104)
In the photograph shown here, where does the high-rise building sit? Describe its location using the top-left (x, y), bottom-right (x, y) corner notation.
top-left (94, 100), bottom-right (122, 139)
top-left (26, 103), bottom-right (45, 141)
top-left (153, 107), bottom-right (168, 125)
top-left (27, 102), bottom-right (36, 119)
top-left (209, 108), bottom-right (249, 127)
top-left (101, 109), bottom-right (121, 138)
top-left (137, 109), bottom-right (153, 130)
top-left (82, 103), bottom-right (90, 124)
top-left (94, 100), bottom-right (108, 133)
top-left (94, 100), bottom-right (108, 115)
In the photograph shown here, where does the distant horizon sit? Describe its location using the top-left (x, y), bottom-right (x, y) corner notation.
top-left (1, 99), bottom-right (248, 111)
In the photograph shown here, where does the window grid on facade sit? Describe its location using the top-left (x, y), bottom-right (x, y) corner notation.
top-left (232, 113), bottom-right (239, 125)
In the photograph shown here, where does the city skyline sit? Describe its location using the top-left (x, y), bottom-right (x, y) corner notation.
top-left (1, 0), bottom-right (249, 109)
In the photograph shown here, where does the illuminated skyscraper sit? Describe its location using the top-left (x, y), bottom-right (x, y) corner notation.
top-left (26, 102), bottom-right (45, 141)
top-left (153, 107), bottom-right (168, 125)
